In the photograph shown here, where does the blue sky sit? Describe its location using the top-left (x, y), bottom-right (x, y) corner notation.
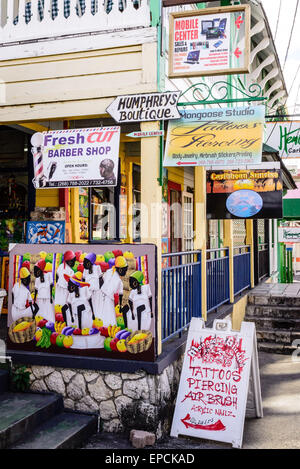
top-left (261, 0), bottom-right (300, 115)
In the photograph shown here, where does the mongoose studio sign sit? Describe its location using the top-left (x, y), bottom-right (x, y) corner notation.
top-left (106, 91), bottom-right (181, 123)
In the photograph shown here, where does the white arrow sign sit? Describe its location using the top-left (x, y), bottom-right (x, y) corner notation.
top-left (126, 130), bottom-right (165, 138)
top-left (106, 91), bottom-right (181, 123)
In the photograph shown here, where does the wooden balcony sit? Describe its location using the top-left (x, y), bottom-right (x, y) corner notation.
top-left (0, 0), bottom-right (152, 59)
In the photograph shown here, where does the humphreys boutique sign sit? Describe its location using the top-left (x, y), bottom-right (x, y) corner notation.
top-left (163, 105), bottom-right (265, 167)
top-left (106, 91), bottom-right (181, 123)
top-left (168, 4), bottom-right (250, 79)
top-left (265, 121), bottom-right (300, 158)
top-left (278, 227), bottom-right (300, 242)
top-left (31, 127), bottom-right (120, 188)
top-left (206, 168), bottom-right (283, 220)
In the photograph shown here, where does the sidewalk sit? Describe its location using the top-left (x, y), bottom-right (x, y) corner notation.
top-left (82, 351), bottom-right (300, 450)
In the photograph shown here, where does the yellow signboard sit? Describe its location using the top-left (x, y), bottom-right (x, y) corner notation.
top-left (163, 106), bottom-right (265, 167)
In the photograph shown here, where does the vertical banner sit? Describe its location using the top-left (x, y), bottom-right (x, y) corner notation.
top-left (171, 318), bottom-right (259, 448)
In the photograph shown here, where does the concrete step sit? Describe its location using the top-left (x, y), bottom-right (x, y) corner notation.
top-left (256, 329), bottom-right (300, 345)
top-left (246, 304), bottom-right (300, 320)
top-left (257, 341), bottom-right (300, 355)
top-left (0, 392), bottom-right (63, 449)
top-left (246, 317), bottom-right (300, 331)
top-left (248, 294), bottom-right (300, 307)
top-left (0, 370), bottom-right (9, 394)
top-left (10, 411), bottom-right (98, 449)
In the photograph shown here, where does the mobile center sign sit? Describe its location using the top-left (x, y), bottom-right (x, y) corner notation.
top-left (31, 127), bottom-right (120, 188)
top-left (168, 4), bottom-right (250, 79)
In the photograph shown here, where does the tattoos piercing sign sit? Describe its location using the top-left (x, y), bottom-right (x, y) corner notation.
top-left (171, 318), bottom-right (262, 448)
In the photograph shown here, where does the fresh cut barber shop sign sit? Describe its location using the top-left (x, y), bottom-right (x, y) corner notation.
top-left (163, 105), bottom-right (264, 167)
top-left (31, 127), bottom-right (120, 188)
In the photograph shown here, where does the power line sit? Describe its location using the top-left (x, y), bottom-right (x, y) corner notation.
top-left (288, 64), bottom-right (300, 95)
top-left (283, 0), bottom-right (299, 70)
top-left (274, 0), bottom-right (282, 41)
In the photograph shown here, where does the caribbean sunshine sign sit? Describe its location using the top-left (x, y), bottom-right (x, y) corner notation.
top-left (163, 105), bottom-right (265, 167)
top-left (206, 168), bottom-right (283, 219)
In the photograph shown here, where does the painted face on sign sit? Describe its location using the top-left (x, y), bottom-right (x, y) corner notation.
top-left (99, 159), bottom-right (115, 179)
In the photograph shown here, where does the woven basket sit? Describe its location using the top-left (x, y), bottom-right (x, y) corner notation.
top-left (8, 316), bottom-right (36, 344)
top-left (125, 329), bottom-right (152, 354)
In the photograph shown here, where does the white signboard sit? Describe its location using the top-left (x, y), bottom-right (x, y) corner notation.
top-left (126, 130), bottom-right (165, 138)
top-left (265, 121), bottom-right (300, 159)
top-left (171, 318), bottom-right (262, 448)
top-left (278, 227), bottom-right (300, 243)
top-left (30, 127), bottom-right (120, 188)
top-left (168, 5), bottom-right (250, 79)
top-left (106, 91), bottom-right (181, 123)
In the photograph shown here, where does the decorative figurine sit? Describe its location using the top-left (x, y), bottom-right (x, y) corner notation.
top-left (33, 258), bottom-right (55, 323)
top-left (82, 252), bottom-right (104, 319)
top-left (55, 250), bottom-right (76, 306)
top-left (62, 271), bottom-right (94, 330)
top-left (100, 256), bottom-right (128, 327)
top-left (11, 267), bottom-right (36, 322)
top-left (128, 271), bottom-right (153, 331)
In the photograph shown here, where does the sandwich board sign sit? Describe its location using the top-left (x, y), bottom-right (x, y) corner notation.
top-left (170, 318), bottom-right (263, 448)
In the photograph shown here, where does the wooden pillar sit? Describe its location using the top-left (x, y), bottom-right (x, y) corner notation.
top-left (194, 167), bottom-right (207, 321)
top-left (246, 219), bottom-right (255, 288)
top-left (223, 220), bottom-right (234, 303)
top-left (140, 121), bottom-right (163, 354)
top-left (253, 219), bottom-right (259, 285)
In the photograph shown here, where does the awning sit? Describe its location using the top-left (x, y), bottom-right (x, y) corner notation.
top-left (262, 143), bottom-right (297, 191)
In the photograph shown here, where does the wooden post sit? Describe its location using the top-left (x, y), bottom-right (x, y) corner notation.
top-left (223, 220), bottom-right (234, 303)
top-left (194, 166), bottom-right (207, 321)
top-left (140, 121), bottom-right (163, 354)
top-left (246, 219), bottom-right (255, 288)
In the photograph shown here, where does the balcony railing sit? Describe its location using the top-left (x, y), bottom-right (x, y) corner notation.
top-left (0, 0), bottom-right (151, 45)
top-left (161, 250), bottom-right (201, 344)
top-left (206, 248), bottom-right (230, 313)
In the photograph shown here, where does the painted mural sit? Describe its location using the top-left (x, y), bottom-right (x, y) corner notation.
top-left (7, 244), bottom-right (157, 361)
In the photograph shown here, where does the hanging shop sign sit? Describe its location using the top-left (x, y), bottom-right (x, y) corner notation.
top-left (278, 227), bottom-right (300, 243)
top-left (126, 130), bottom-right (165, 138)
top-left (30, 127), bottom-right (120, 189)
top-left (265, 121), bottom-right (300, 159)
top-left (170, 318), bottom-right (263, 449)
top-left (163, 105), bottom-right (265, 167)
top-left (106, 91), bottom-right (181, 123)
top-left (206, 168), bottom-right (283, 220)
top-left (168, 4), bottom-right (250, 79)
top-left (7, 243), bottom-right (157, 362)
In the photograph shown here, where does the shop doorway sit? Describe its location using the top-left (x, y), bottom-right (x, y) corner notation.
top-left (168, 181), bottom-right (182, 255)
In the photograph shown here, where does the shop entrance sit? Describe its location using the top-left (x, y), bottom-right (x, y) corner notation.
top-left (168, 181), bottom-right (182, 255)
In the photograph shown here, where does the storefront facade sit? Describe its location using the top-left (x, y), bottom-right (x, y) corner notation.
top-left (0, 0), bottom-right (296, 435)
